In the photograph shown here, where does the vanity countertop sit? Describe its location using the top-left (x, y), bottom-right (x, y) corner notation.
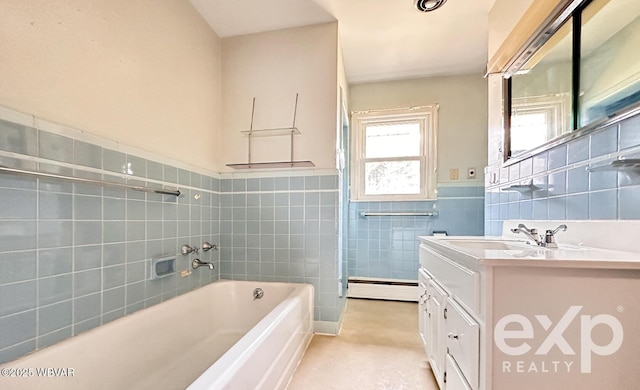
top-left (419, 235), bottom-right (640, 270)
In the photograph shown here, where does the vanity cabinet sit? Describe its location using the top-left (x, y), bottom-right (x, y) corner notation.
top-left (419, 244), bottom-right (479, 390)
top-left (419, 234), bottom-right (640, 390)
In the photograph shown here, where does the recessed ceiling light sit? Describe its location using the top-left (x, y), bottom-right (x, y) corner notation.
top-left (415, 0), bottom-right (448, 12)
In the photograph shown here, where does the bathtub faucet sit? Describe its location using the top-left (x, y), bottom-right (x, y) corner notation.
top-left (192, 258), bottom-right (214, 270)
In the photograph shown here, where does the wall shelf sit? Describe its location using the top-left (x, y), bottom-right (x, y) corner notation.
top-left (240, 127), bottom-right (301, 137)
top-left (587, 158), bottom-right (640, 173)
top-left (226, 94), bottom-right (315, 169)
top-left (501, 181), bottom-right (540, 193)
top-left (226, 160), bottom-right (315, 169)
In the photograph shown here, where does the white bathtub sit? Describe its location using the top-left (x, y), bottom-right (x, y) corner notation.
top-left (0, 280), bottom-right (314, 390)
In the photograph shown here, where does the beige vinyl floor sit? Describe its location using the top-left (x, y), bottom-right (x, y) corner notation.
top-left (287, 298), bottom-right (439, 390)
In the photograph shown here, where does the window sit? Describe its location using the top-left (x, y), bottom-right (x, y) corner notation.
top-left (352, 106), bottom-right (437, 201)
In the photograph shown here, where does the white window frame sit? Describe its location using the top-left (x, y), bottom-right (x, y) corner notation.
top-left (351, 106), bottom-right (438, 201)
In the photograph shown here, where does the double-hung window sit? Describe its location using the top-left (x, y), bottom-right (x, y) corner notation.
top-left (352, 106), bottom-right (438, 201)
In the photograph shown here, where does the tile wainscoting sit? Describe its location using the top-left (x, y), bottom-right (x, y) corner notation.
top-left (485, 111), bottom-right (640, 235)
top-left (347, 185), bottom-right (485, 281)
top-left (217, 173), bottom-right (346, 331)
top-left (0, 112), bottom-right (220, 364)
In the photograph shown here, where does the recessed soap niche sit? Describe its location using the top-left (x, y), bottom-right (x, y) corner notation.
top-left (150, 255), bottom-right (177, 280)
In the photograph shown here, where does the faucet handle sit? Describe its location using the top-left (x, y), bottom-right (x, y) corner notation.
top-left (544, 225), bottom-right (567, 248)
top-left (517, 223), bottom-right (537, 234)
top-left (181, 244), bottom-right (199, 256)
top-left (201, 242), bottom-right (218, 252)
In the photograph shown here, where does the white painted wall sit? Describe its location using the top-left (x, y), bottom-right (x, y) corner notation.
top-left (0, 0), bottom-right (222, 171)
top-left (337, 25), bottom-right (349, 169)
top-left (349, 74), bottom-right (488, 184)
top-left (488, 0), bottom-right (535, 60)
top-left (220, 23), bottom-right (339, 171)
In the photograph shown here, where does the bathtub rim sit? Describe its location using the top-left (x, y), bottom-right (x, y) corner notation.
top-left (187, 280), bottom-right (314, 390)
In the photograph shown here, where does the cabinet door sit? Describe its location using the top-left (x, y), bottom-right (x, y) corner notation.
top-left (426, 278), bottom-right (448, 389)
top-left (418, 269), bottom-right (430, 351)
top-left (445, 354), bottom-right (473, 390)
top-left (445, 298), bottom-right (479, 390)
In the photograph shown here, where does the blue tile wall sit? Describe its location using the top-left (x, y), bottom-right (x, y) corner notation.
top-left (217, 174), bottom-right (343, 323)
top-left (347, 186), bottom-right (485, 280)
top-left (485, 111), bottom-right (640, 236)
top-left (0, 118), bottom-right (220, 364)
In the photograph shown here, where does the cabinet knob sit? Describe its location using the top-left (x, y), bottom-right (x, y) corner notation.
top-left (447, 333), bottom-right (459, 340)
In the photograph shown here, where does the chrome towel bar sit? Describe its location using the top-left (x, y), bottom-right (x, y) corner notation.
top-left (360, 211), bottom-right (438, 217)
top-left (0, 165), bottom-right (181, 196)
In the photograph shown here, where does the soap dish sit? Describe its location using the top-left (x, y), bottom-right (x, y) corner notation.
top-left (150, 255), bottom-right (176, 280)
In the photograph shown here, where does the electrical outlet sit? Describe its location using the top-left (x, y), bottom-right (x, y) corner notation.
top-left (450, 168), bottom-right (459, 180)
top-left (467, 168), bottom-right (476, 179)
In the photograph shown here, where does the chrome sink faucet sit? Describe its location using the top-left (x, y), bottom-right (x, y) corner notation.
top-left (510, 224), bottom-right (567, 248)
top-left (543, 224), bottom-right (567, 248)
top-left (511, 224), bottom-right (543, 246)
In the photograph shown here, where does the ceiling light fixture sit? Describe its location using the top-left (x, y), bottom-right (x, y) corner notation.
top-left (415, 0), bottom-right (448, 12)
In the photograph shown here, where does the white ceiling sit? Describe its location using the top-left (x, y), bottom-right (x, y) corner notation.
top-left (190, 0), bottom-right (496, 84)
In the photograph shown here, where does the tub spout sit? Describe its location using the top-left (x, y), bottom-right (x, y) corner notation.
top-left (192, 259), bottom-right (214, 270)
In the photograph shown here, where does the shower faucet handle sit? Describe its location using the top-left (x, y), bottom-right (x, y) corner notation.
top-left (181, 244), bottom-right (199, 256)
top-left (201, 242), bottom-right (218, 252)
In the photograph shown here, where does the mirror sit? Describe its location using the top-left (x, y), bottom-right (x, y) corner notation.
top-left (580, 0), bottom-right (640, 126)
top-left (510, 20), bottom-right (573, 156)
top-left (507, 0), bottom-right (640, 160)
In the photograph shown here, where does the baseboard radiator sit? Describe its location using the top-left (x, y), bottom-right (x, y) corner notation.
top-left (347, 277), bottom-right (419, 302)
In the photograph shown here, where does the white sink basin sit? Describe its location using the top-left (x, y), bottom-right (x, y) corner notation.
top-left (443, 239), bottom-right (533, 251)
top-left (438, 238), bottom-right (592, 254)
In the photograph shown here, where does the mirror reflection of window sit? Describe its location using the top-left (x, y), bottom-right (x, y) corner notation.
top-left (510, 20), bottom-right (573, 156)
top-left (580, 0), bottom-right (640, 127)
top-left (511, 110), bottom-right (552, 155)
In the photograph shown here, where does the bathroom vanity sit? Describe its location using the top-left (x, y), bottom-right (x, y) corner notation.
top-left (418, 229), bottom-right (640, 390)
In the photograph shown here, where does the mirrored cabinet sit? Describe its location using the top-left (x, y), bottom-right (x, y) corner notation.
top-left (502, 0), bottom-right (640, 162)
